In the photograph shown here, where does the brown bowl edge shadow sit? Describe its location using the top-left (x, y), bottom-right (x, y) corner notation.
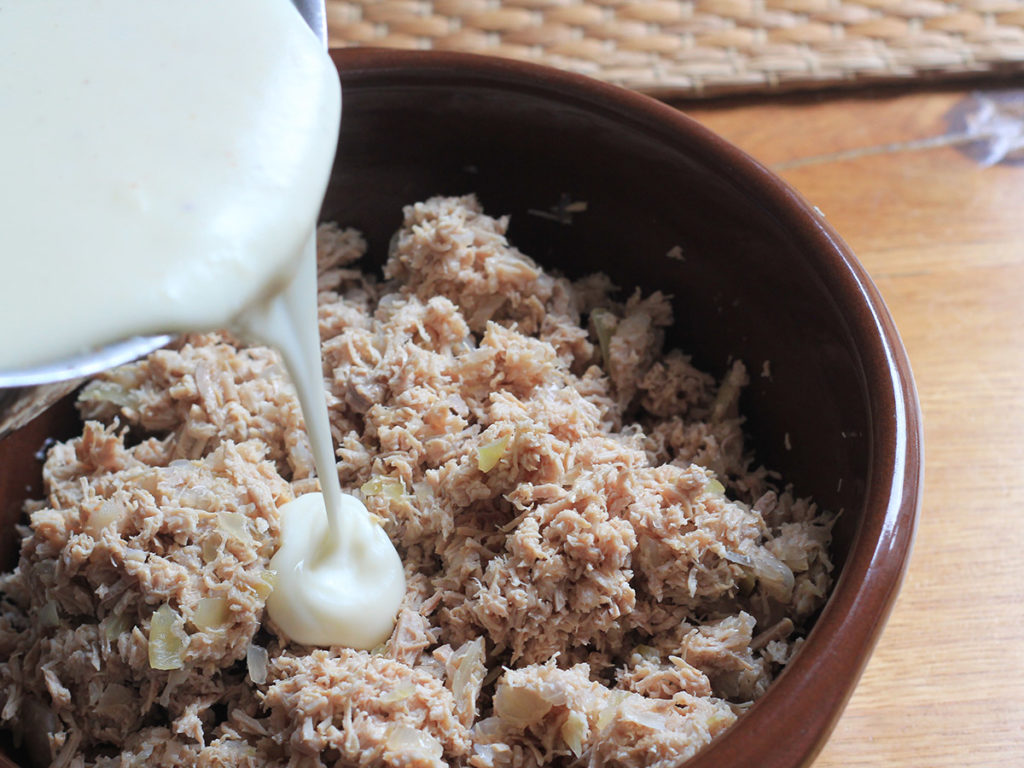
top-left (330, 47), bottom-right (923, 767)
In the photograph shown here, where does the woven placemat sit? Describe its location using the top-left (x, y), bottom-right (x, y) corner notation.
top-left (326, 0), bottom-right (1024, 97)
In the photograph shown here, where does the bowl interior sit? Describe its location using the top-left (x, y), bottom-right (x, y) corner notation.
top-left (0, 49), bottom-right (919, 768)
top-left (324, 52), bottom-right (872, 553)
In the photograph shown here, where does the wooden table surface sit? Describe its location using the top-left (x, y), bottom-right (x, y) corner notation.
top-left (680, 84), bottom-right (1024, 766)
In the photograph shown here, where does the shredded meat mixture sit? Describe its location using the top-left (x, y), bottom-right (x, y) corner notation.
top-left (0, 196), bottom-right (833, 768)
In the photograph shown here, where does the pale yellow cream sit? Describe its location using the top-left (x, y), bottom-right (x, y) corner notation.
top-left (239, 238), bottom-right (407, 648)
top-left (0, 0), bottom-right (404, 649)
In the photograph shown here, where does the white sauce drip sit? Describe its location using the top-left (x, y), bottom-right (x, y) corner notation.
top-left (239, 239), bottom-right (405, 648)
top-left (0, 0), bottom-right (405, 649)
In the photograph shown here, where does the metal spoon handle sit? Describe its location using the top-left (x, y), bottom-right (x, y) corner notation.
top-left (294, 0), bottom-right (328, 46)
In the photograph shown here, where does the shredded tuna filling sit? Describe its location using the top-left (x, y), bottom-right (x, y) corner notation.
top-left (0, 195), bottom-right (834, 768)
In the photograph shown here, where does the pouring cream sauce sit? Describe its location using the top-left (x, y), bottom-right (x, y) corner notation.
top-left (0, 0), bottom-right (405, 648)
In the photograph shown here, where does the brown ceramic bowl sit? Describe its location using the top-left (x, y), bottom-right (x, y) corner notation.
top-left (0, 49), bottom-right (920, 767)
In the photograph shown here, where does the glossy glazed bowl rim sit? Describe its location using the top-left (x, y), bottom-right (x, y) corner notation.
top-left (331, 47), bottom-right (922, 768)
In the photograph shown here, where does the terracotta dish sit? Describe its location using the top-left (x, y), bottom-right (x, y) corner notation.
top-left (0, 49), bottom-right (921, 767)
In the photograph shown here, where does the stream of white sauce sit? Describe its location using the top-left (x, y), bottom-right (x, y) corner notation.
top-left (0, 0), bottom-right (405, 649)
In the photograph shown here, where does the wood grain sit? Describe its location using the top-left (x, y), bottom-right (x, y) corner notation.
top-left (683, 86), bottom-right (1024, 766)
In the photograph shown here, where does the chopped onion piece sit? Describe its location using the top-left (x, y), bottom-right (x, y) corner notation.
top-left (192, 597), bottom-right (229, 630)
top-left (632, 644), bottom-right (660, 662)
top-left (217, 511), bottom-right (252, 543)
top-left (591, 308), bottom-right (617, 371)
top-left (384, 724), bottom-right (443, 761)
top-left (473, 743), bottom-right (497, 762)
top-left (219, 740), bottom-right (258, 759)
top-left (200, 537), bottom-right (220, 564)
top-left (749, 550), bottom-right (795, 602)
top-left (104, 613), bottom-right (133, 641)
top-left (361, 476), bottom-right (406, 500)
top-left (493, 682), bottom-right (551, 727)
top-left (381, 681), bottom-right (416, 703)
top-left (450, 637), bottom-right (485, 703)
top-left (39, 601), bottom-right (59, 628)
top-left (254, 570), bottom-right (276, 600)
top-left (85, 499), bottom-right (124, 537)
top-left (625, 707), bottom-right (668, 731)
top-left (596, 690), bottom-right (629, 732)
top-left (708, 708), bottom-right (735, 734)
top-left (477, 436), bottom-right (510, 473)
top-left (148, 604), bottom-right (187, 670)
top-left (449, 637), bottom-right (486, 726)
top-left (711, 363), bottom-right (746, 422)
top-left (560, 711), bottom-right (588, 757)
top-left (179, 484), bottom-right (218, 511)
top-left (704, 478), bottom-right (726, 496)
top-left (722, 549), bottom-right (752, 567)
top-left (471, 716), bottom-right (503, 741)
top-left (246, 643), bottom-right (268, 685)
top-left (79, 380), bottom-right (141, 409)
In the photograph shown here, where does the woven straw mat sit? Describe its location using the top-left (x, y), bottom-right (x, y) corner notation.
top-left (326, 0), bottom-right (1024, 97)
